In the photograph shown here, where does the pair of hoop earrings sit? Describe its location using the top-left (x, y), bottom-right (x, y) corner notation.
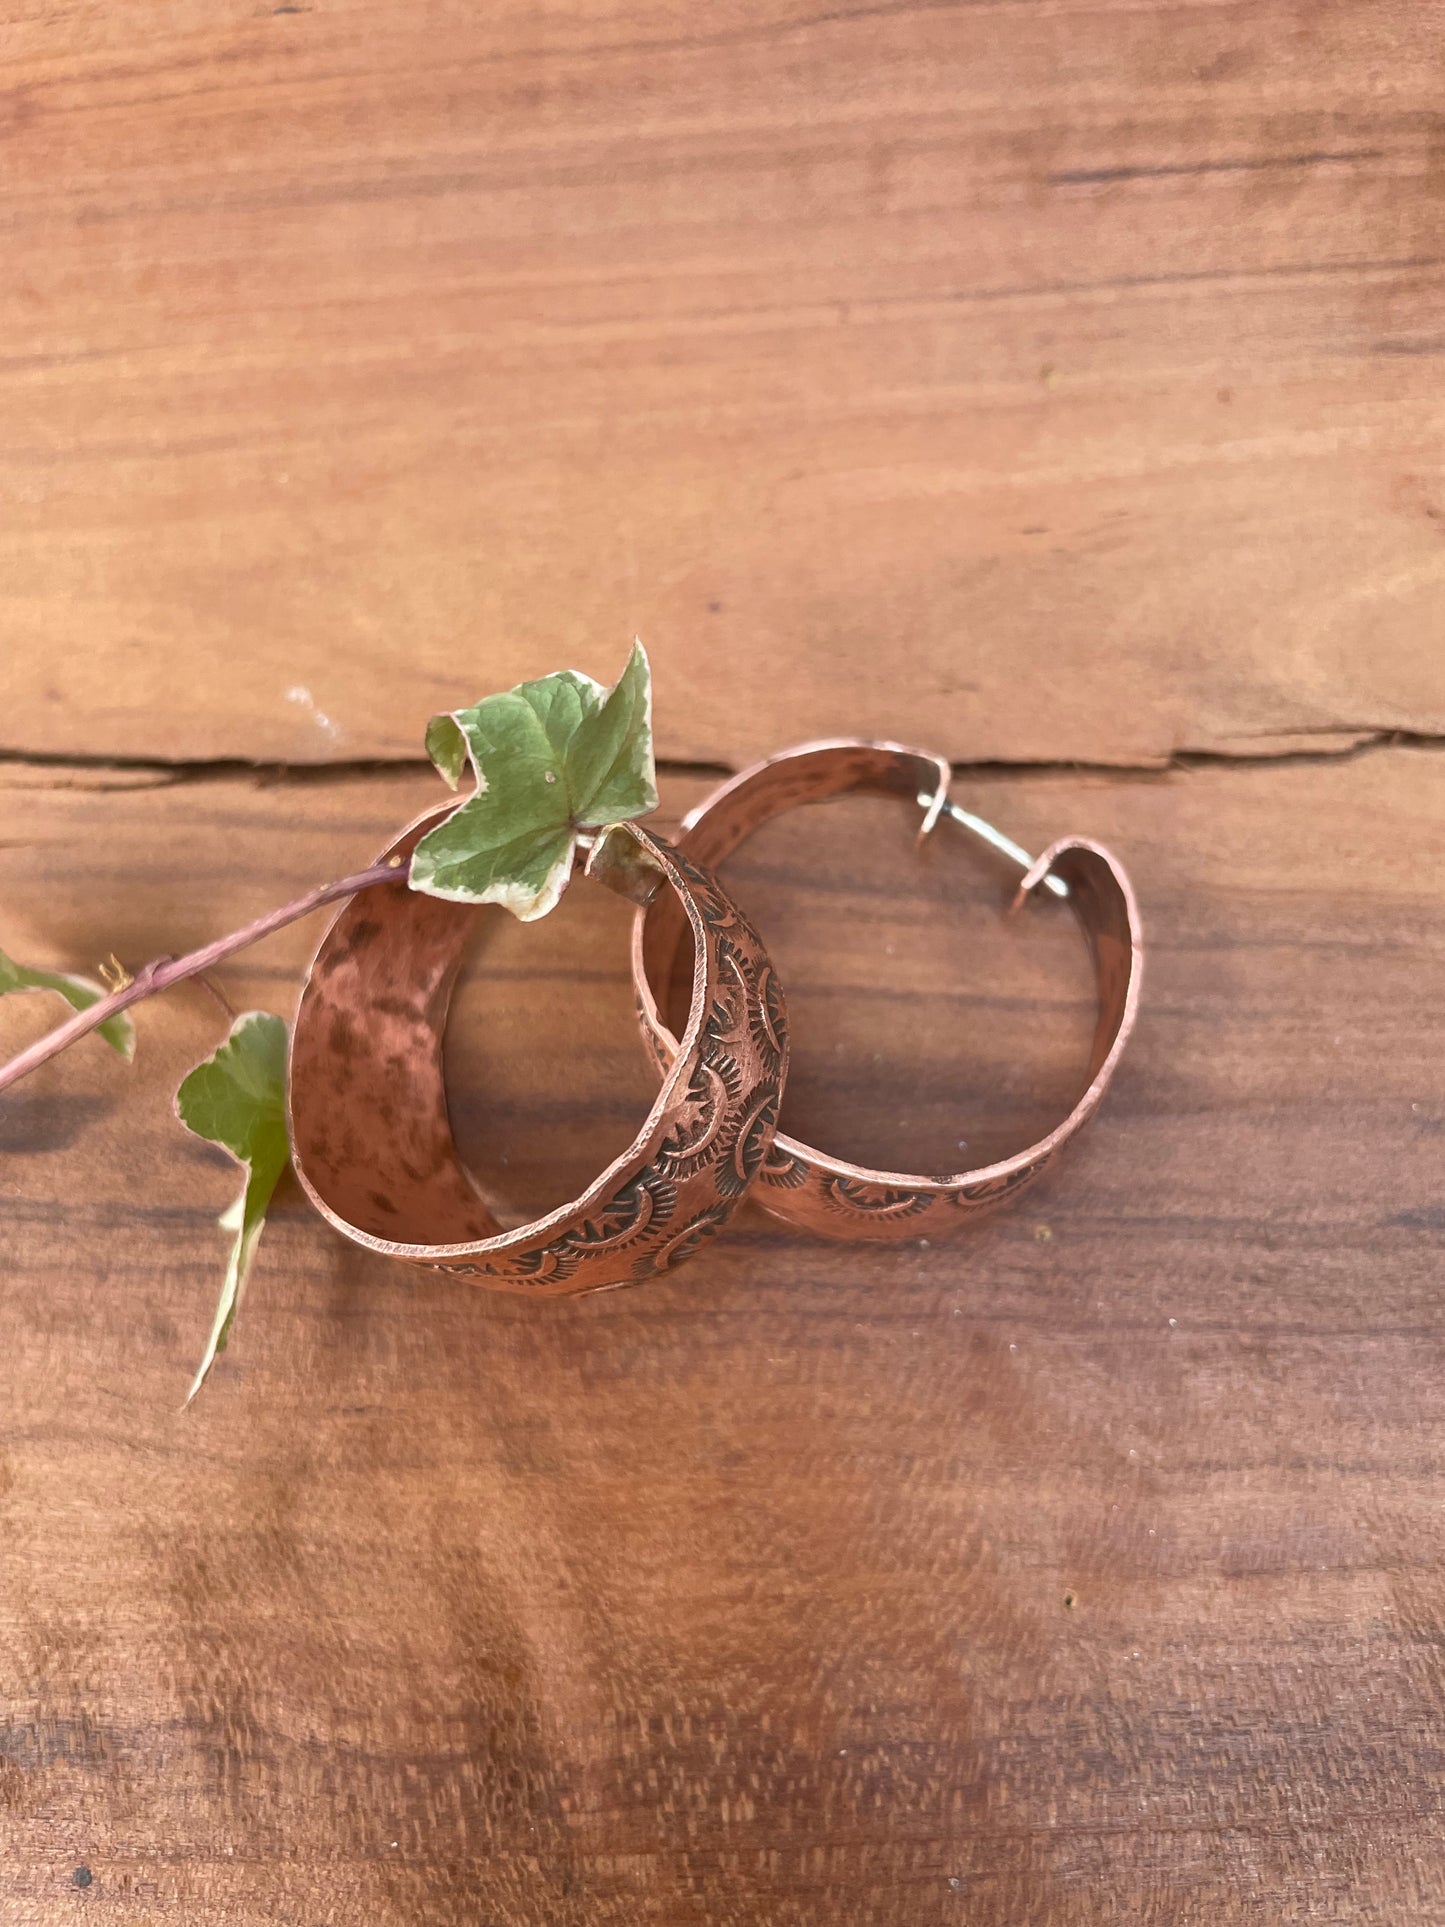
top-left (287, 740), bottom-right (1142, 1294)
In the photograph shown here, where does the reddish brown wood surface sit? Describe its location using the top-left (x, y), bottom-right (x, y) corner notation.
top-left (4, 2), bottom-right (1444, 1917)
top-left (1, 751), bottom-right (1442, 1923)
top-left (0, 1), bottom-right (1443, 768)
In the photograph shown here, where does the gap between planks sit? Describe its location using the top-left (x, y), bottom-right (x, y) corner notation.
top-left (1, 728), bottom-right (1443, 794)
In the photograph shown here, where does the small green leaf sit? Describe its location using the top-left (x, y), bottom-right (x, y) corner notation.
top-left (411, 649), bottom-right (657, 922)
top-left (0, 947), bottom-right (135, 1059)
top-left (175, 1011), bottom-right (290, 1404)
top-left (565, 641), bottom-right (658, 828)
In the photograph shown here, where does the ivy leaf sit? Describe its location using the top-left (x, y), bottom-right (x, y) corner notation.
top-left (411, 645), bottom-right (656, 921)
top-left (174, 1011), bottom-right (290, 1405)
top-left (0, 947), bottom-right (135, 1059)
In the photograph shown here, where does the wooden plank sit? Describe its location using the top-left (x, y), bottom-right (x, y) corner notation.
top-left (1, 748), bottom-right (1442, 1922)
top-left (1, 2), bottom-right (1443, 767)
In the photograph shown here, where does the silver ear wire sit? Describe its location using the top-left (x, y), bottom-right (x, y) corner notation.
top-left (915, 768), bottom-right (949, 843)
top-left (915, 793), bottom-right (1070, 900)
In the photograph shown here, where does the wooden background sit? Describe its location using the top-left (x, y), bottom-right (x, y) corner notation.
top-left (2, 2), bottom-right (1443, 1921)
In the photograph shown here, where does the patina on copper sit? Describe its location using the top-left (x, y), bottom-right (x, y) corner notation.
top-left (632, 740), bottom-right (1142, 1242)
top-left (288, 807), bottom-right (788, 1293)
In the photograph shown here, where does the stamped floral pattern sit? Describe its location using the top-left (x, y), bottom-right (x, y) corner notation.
top-left (435, 847), bottom-right (787, 1290)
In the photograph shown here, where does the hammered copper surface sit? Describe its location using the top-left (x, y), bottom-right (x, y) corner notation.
top-left (633, 741), bottom-right (1142, 1241)
top-left (289, 809), bottom-right (788, 1293)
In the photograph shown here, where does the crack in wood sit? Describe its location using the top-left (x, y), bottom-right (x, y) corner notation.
top-left (1, 732), bottom-right (1442, 793)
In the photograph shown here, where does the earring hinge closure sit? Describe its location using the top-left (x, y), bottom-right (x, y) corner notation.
top-left (915, 791), bottom-right (1070, 900)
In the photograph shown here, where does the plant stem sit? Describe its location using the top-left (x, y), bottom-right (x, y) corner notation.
top-left (0, 860), bottom-right (406, 1097)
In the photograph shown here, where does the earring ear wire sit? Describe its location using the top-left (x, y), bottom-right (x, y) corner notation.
top-left (915, 771), bottom-right (949, 843)
top-left (915, 791), bottom-right (1070, 902)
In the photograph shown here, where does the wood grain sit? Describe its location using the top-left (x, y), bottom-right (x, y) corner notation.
top-left (1, 750), bottom-right (1442, 1923)
top-left (1, 1), bottom-right (1444, 767)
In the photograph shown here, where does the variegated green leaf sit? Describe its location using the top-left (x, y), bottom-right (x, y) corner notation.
top-left (411, 645), bottom-right (656, 921)
top-left (175, 1011), bottom-right (290, 1404)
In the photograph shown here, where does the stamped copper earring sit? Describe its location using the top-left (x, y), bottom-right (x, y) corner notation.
top-left (288, 805), bottom-right (788, 1292)
top-left (632, 740), bottom-right (1141, 1241)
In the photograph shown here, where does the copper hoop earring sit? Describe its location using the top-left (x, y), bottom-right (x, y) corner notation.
top-left (289, 807), bottom-right (788, 1293)
top-left (632, 740), bottom-right (1141, 1242)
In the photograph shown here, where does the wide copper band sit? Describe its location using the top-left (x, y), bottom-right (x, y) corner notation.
top-left (632, 740), bottom-right (1142, 1242)
top-left (289, 808), bottom-right (788, 1293)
